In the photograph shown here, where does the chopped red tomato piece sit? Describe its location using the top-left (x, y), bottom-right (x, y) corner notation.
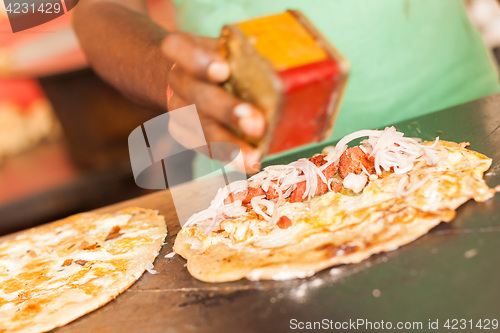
top-left (224, 187), bottom-right (266, 204)
top-left (338, 146), bottom-right (375, 178)
top-left (289, 154), bottom-right (341, 202)
top-left (242, 187), bottom-right (265, 203)
top-left (277, 216), bottom-right (292, 229)
top-left (309, 154), bottom-right (326, 167)
top-left (290, 181), bottom-right (307, 203)
top-left (265, 180), bottom-right (280, 200)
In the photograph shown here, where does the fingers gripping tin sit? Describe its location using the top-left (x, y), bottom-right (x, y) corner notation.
top-left (220, 10), bottom-right (349, 155)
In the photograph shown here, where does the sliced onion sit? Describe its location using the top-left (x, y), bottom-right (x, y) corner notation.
top-left (222, 200), bottom-right (246, 218)
top-left (359, 127), bottom-right (441, 175)
top-left (360, 164), bottom-right (370, 176)
top-left (336, 129), bottom-right (383, 151)
top-left (289, 159), bottom-right (324, 200)
top-left (227, 180), bottom-right (249, 195)
top-left (204, 210), bottom-right (220, 235)
top-left (183, 126), bottom-right (444, 230)
top-left (342, 173), bottom-right (368, 193)
top-left (250, 195), bottom-right (274, 221)
top-left (323, 129), bottom-right (384, 170)
top-left (185, 181), bottom-right (246, 228)
top-left (327, 178), bottom-right (340, 192)
top-left (248, 164), bottom-right (300, 202)
top-left (184, 208), bottom-right (216, 228)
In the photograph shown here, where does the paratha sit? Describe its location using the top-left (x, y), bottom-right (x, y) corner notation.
top-left (0, 207), bottom-right (166, 333)
top-left (174, 127), bottom-right (495, 282)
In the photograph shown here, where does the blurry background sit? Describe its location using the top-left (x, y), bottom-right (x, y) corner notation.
top-left (0, 0), bottom-right (179, 235)
top-left (0, 0), bottom-right (499, 235)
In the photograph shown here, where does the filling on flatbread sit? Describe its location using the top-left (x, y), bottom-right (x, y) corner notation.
top-left (174, 127), bottom-right (496, 282)
top-left (0, 207), bottom-right (166, 333)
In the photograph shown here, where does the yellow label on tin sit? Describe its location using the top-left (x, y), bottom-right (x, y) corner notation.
top-left (237, 12), bottom-right (327, 71)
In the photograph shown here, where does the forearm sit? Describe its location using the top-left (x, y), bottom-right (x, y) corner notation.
top-left (73, 1), bottom-right (171, 110)
top-left (74, 0), bottom-right (265, 172)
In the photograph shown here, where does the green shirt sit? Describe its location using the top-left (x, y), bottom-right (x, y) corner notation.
top-left (173, 0), bottom-right (500, 172)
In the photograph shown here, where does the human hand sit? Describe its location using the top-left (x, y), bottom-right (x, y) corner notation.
top-left (162, 32), bottom-right (266, 173)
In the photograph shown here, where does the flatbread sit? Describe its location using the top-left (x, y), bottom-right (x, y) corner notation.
top-left (175, 135), bottom-right (495, 282)
top-left (0, 207), bottom-right (166, 333)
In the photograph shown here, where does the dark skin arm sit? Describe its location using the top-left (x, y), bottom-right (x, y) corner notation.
top-left (73, 0), bottom-right (265, 172)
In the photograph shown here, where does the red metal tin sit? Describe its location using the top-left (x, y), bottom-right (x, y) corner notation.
top-left (220, 10), bottom-right (349, 156)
